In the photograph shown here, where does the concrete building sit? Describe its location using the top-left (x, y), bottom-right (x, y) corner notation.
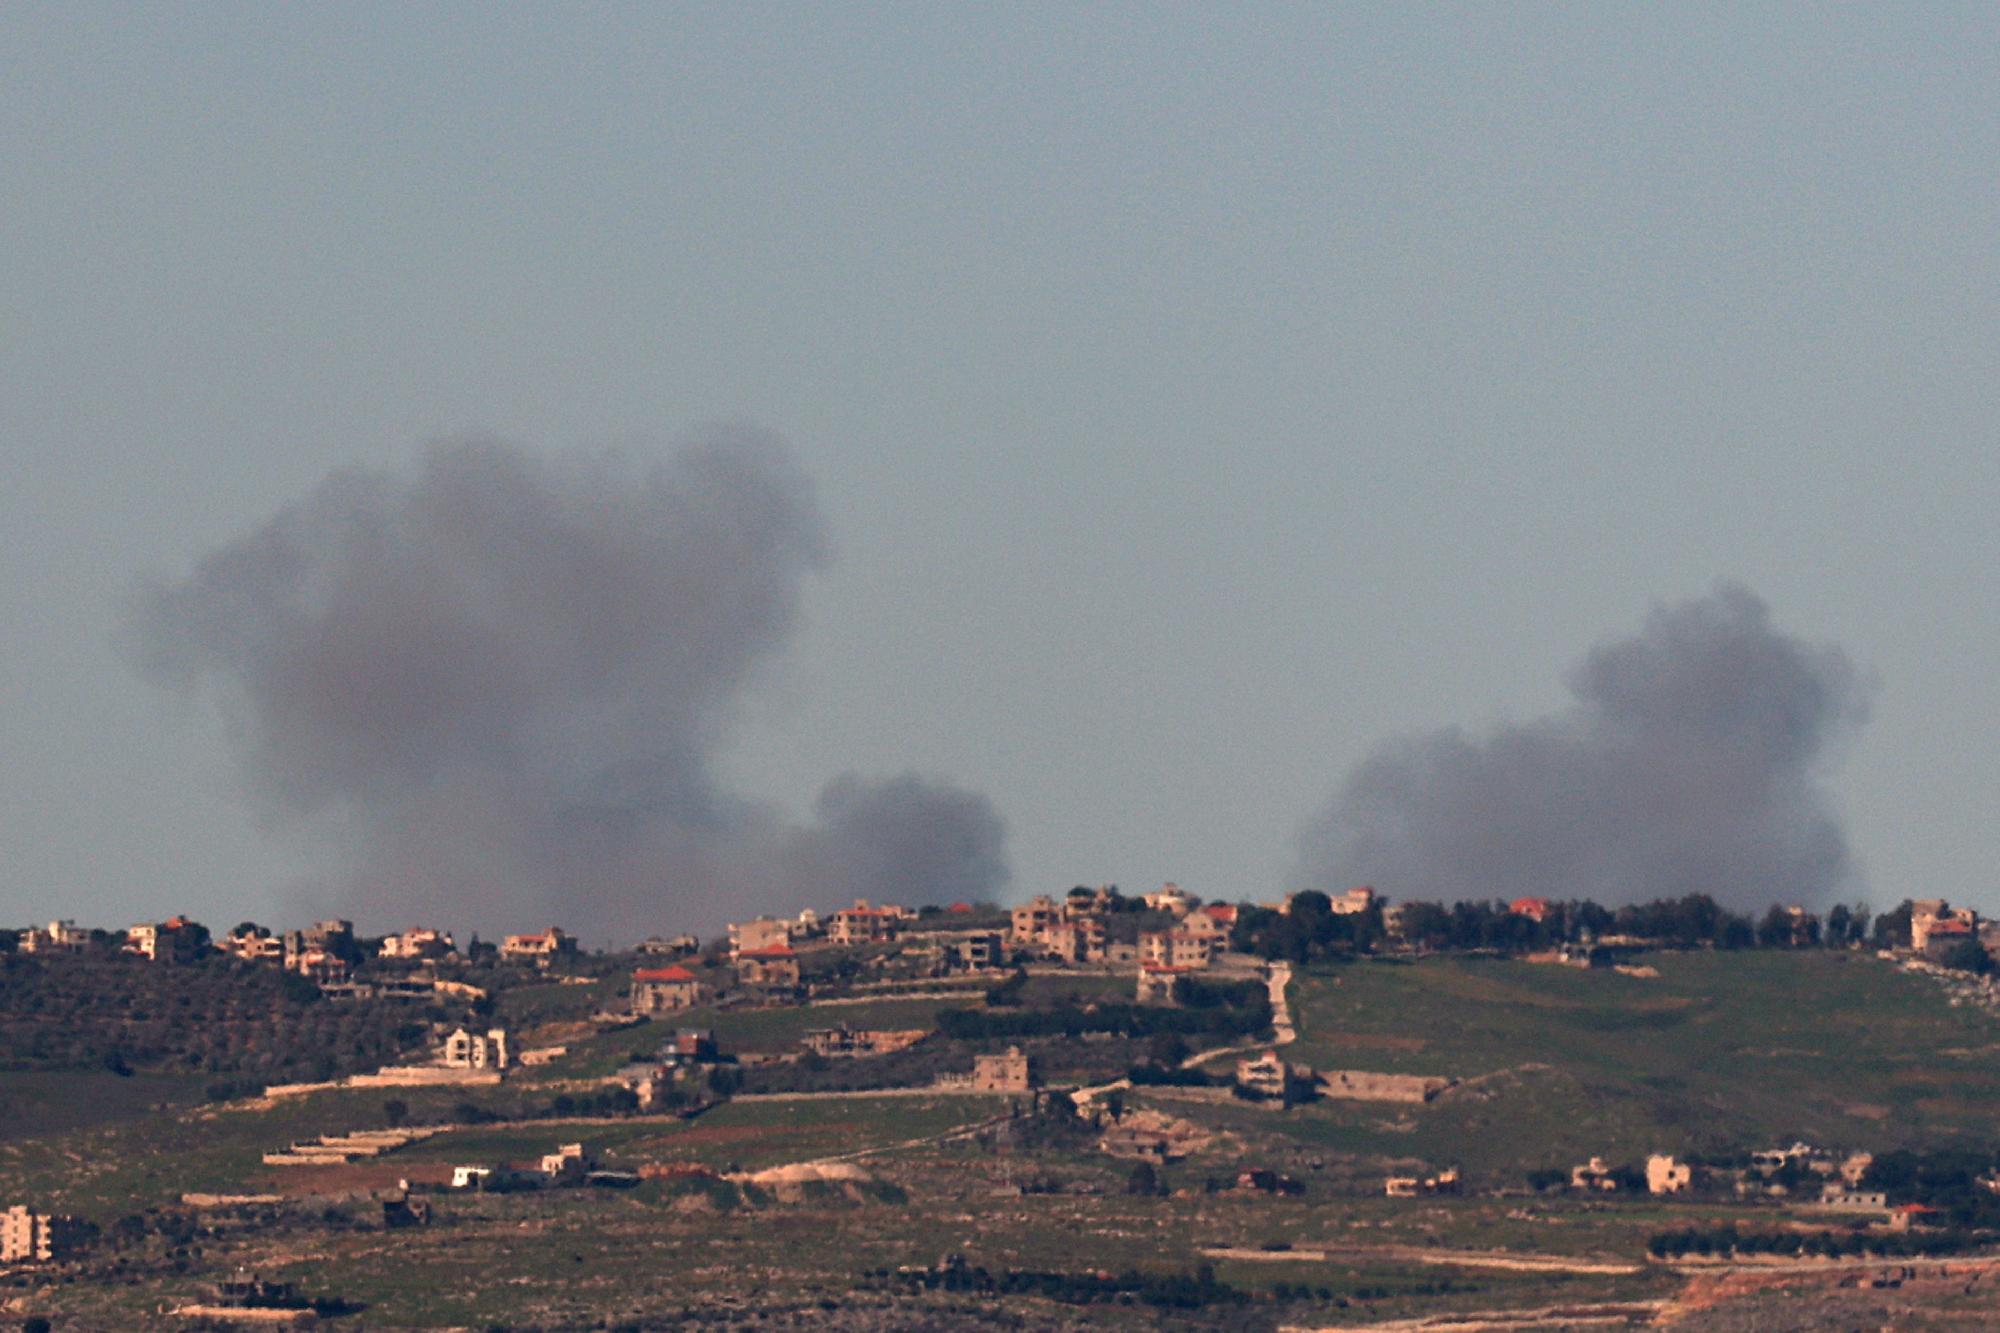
top-left (1818, 1186), bottom-right (1890, 1213)
top-left (1009, 895), bottom-right (1064, 946)
top-left (728, 916), bottom-right (797, 959)
top-left (1143, 883), bottom-right (1197, 916)
top-left (1328, 886), bottom-right (1377, 916)
top-left (1646, 1154), bottom-right (1693, 1195)
top-left (441, 1027), bottom-right (511, 1071)
top-left (1135, 962), bottom-right (1188, 1003)
top-left (19, 920), bottom-right (88, 954)
top-left (970, 1046), bottom-right (1033, 1092)
top-left (380, 927), bottom-right (454, 960)
top-left (125, 916), bottom-right (207, 963)
top-left (952, 932), bottom-right (1004, 971)
top-left (802, 1025), bottom-right (927, 1058)
top-left (1044, 917), bottom-right (1107, 963)
top-left (1234, 1051), bottom-right (1305, 1100)
top-left (1385, 1167), bottom-right (1460, 1198)
top-left (735, 943), bottom-right (801, 992)
top-left (540, 1142), bottom-right (591, 1181)
top-left (631, 965), bottom-right (708, 1015)
top-left (1571, 1157), bottom-right (1621, 1191)
top-left (1, 1205), bottom-right (88, 1263)
top-left (1138, 929), bottom-right (1216, 971)
top-left (500, 927), bottom-right (576, 965)
top-left (828, 901), bottom-right (903, 946)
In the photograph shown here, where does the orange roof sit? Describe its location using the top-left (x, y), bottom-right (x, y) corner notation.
top-left (739, 943), bottom-right (796, 959)
top-left (1931, 918), bottom-right (1974, 935)
top-left (1203, 904), bottom-right (1238, 922)
top-left (635, 965), bottom-right (697, 983)
top-left (947, 902), bottom-right (973, 913)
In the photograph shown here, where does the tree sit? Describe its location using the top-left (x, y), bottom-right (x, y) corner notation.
top-left (1127, 1162), bottom-right (1160, 1195)
top-left (1874, 901), bottom-right (1914, 950)
top-left (1936, 939), bottom-right (1992, 975)
top-left (1397, 902), bottom-right (1452, 951)
top-left (383, 1098), bottom-right (409, 1127)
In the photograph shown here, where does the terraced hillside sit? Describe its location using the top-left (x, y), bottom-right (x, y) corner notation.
top-left (1274, 950), bottom-right (2000, 1179)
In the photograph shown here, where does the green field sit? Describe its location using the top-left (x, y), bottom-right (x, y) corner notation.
top-left (1277, 950), bottom-right (2000, 1178)
top-left (0, 1068), bottom-right (207, 1142)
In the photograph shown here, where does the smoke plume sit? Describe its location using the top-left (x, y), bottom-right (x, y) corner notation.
top-left (1297, 583), bottom-right (1869, 911)
top-left (129, 427), bottom-right (1008, 940)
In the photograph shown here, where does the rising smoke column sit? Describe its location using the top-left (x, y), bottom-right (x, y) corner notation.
top-left (128, 427), bottom-right (1008, 939)
top-left (1297, 583), bottom-right (1869, 911)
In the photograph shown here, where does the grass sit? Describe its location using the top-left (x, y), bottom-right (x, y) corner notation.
top-left (0, 1068), bottom-right (207, 1142)
top-left (1275, 950), bottom-right (2000, 1178)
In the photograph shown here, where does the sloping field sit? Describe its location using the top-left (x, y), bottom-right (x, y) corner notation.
top-left (1277, 950), bottom-right (2000, 1178)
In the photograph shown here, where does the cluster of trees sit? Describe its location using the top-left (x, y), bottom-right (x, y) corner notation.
top-left (880, 1259), bottom-right (1247, 1310)
top-left (938, 979), bottom-right (1270, 1043)
top-left (1647, 1226), bottom-right (1976, 1260)
top-left (1864, 1149), bottom-right (2000, 1228)
top-left (0, 952), bottom-right (427, 1079)
top-left (1228, 890), bottom-right (1947, 964)
top-left (1526, 1163), bottom-right (1646, 1192)
top-left (1230, 891), bottom-right (1384, 963)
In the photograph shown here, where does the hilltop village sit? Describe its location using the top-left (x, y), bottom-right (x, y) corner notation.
top-left (6, 886), bottom-right (2000, 1328)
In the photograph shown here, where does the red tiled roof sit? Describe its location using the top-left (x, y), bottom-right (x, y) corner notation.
top-left (635, 965), bottom-right (697, 983)
top-left (947, 902), bottom-right (973, 913)
top-left (739, 944), bottom-right (796, 959)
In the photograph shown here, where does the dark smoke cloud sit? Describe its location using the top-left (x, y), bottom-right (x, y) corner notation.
top-left (1297, 583), bottom-right (1869, 911)
top-left (128, 427), bottom-right (1008, 940)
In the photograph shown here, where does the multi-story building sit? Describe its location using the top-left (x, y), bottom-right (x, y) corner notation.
top-left (19, 920), bottom-right (88, 955)
top-left (1328, 886), bottom-right (1377, 916)
top-left (728, 917), bottom-right (797, 959)
top-left (631, 965), bottom-right (708, 1015)
top-left (284, 919), bottom-right (356, 972)
top-left (828, 900), bottom-right (903, 947)
top-left (500, 927), bottom-right (576, 965)
top-left (1044, 917), bottom-right (1108, 963)
top-left (1138, 929), bottom-right (1215, 971)
top-left (1143, 883), bottom-right (1197, 916)
top-left (441, 1027), bottom-right (511, 1070)
top-left (125, 917), bottom-right (207, 963)
top-left (1, 1205), bottom-right (89, 1262)
top-left (952, 932), bottom-right (1005, 971)
top-left (1911, 900), bottom-right (1978, 953)
top-left (220, 928), bottom-right (284, 963)
top-left (735, 943), bottom-right (801, 992)
top-left (380, 927), bottom-right (454, 960)
top-left (1009, 895), bottom-right (1064, 947)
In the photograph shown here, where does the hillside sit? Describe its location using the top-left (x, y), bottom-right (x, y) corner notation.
top-left (1271, 950), bottom-right (2000, 1178)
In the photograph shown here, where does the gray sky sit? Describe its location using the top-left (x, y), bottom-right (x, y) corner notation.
top-left (4, 5), bottom-right (1997, 937)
